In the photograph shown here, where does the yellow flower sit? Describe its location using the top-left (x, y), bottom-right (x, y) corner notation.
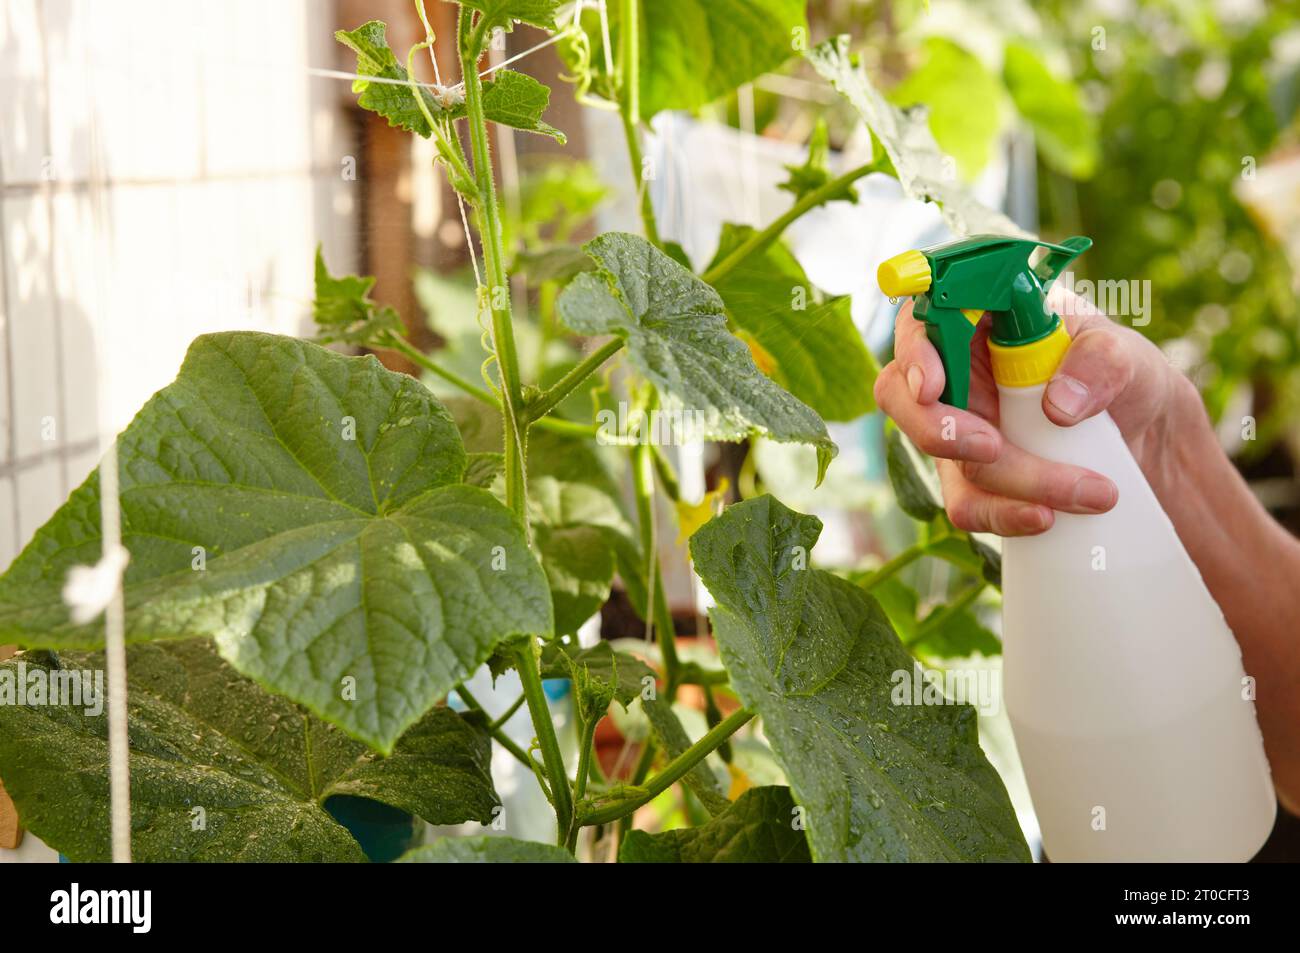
top-left (675, 478), bottom-right (730, 544)
top-left (741, 332), bottom-right (777, 376)
top-left (727, 762), bottom-right (754, 801)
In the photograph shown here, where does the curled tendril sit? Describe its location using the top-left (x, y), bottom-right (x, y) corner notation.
top-left (474, 285), bottom-right (504, 398)
top-left (558, 26), bottom-right (619, 112)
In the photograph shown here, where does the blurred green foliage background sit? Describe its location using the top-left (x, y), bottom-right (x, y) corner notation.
top-left (799, 0), bottom-right (1300, 456)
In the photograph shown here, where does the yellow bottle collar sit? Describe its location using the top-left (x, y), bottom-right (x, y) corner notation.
top-left (988, 323), bottom-right (1071, 388)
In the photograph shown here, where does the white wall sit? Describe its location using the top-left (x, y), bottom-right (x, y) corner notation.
top-left (0, 0), bottom-right (358, 862)
top-left (0, 0), bottom-right (358, 571)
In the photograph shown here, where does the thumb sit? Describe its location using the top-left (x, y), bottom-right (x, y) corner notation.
top-left (1042, 323), bottom-right (1136, 427)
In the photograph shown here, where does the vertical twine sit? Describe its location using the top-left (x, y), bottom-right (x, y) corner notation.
top-left (89, 115), bottom-right (131, 863)
top-left (99, 438), bottom-right (131, 863)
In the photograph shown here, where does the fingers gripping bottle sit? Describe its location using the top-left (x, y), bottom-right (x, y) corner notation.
top-left (878, 236), bottom-right (1275, 861)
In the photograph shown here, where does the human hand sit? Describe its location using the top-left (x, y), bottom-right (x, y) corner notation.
top-left (873, 289), bottom-right (1194, 536)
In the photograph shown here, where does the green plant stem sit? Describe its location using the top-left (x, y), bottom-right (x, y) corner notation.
top-left (404, 39), bottom-right (477, 197)
top-left (385, 334), bottom-right (499, 406)
top-left (580, 709), bottom-right (754, 827)
top-left (677, 663), bottom-right (728, 687)
top-left (491, 727), bottom-right (539, 774)
top-left (650, 445), bottom-right (680, 502)
top-left (534, 280), bottom-right (559, 380)
top-left (385, 335), bottom-right (595, 437)
top-left (618, 0), bottom-right (660, 247)
top-left (453, 682), bottom-right (484, 710)
top-left (568, 713), bottom-right (600, 848)
top-left (906, 582), bottom-right (986, 647)
top-left (455, 683), bottom-right (536, 772)
top-left (629, 735), bottom-right (656, 786)
top-left (702, 162), bottom-right (877, 286)
top-left (458, 10), bottom-right (528, 519)
top-left (457, 10), bottom-right (570, 841)
top-left (860, 541), bottom-right (925, 589)
top-left (561, 712), bottom-right (595, 852)
top-left (621, 112), bottom-right (659, 247)
top-left (488, 692), bottom-right (526, 730)
top-left (615, 734), bottom-right (657, 838)
top-left (527, 338), bottom-right (624, 423)
top-left (651, 583), bottom-right (680, 690)
top-left (514, 641), bottom-right (574, 840)
top-left (536, 417), bottom-right (601, 438)
top-left (633, 438), bottom-right (681, 693)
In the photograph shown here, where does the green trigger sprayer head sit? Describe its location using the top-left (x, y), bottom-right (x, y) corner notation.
top-left (877, 234), bottom-right (1092, 409)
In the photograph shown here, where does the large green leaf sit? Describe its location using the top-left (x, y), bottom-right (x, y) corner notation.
top-left (557, 233), bottom-right (836, 482)
top-left (619, 786), bottom-right (810, 862)
top-left (527, 427), bottom-right (641, 632)
top-left (335, 20), bottom-right (448, 137)
top-left (449, 399), bottom-right (638, 636)
top-left (0, 642), bottom-right (498, 862)
top-left (706, 223), bottom-right (876, 422)
top-left (809, 36), bottom-right (1030, 239)
top-left (473, 70), bottom-right (566, 143)
top-left (884, 421), bottom-right (943, 522)
top-left (534, 526), bottom-right (614, 636)
top-left (0, 333), bottom-right (552, 753)
top-left (887, 37), bottom-right (1002, 180)
top-left (399, 834), bottom-right (576, 863)
top-left (1002, 41), bottom-right (1099, 179)
top-left (336, 21), bottom-right (563, 142)
top-left (690, 495), bottom-right (1029, 861)
top-left (313, 247), bottom-right (403, 346)
top-left (563, 0), bottom-right (807, 117)
top-left (457, 0), bottom-right (561, 32)
top-left (868, 576), bottom-right (920, 644)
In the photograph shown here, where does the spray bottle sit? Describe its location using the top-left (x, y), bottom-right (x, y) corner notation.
top-left (878, 235), bottom-right (1275, 861)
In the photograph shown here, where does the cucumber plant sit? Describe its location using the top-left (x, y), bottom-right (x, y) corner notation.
top-left (0, 0), bottom-right (1030, 862)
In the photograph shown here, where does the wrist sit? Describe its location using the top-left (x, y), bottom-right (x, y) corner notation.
top-left (1138, 370), bottom-right (1205, 506)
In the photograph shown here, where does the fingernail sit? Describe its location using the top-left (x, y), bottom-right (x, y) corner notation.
top-left (1016, 505), bottom-right (1049, 532)
top-left (906, 364), bottom-right (924, 402)
top-left (959, 432), bottom-right (998, 463)
top-left (1073, 476), bottom-right (1117, 512)
top-left (1046, 375), bottom-right (1090, 419)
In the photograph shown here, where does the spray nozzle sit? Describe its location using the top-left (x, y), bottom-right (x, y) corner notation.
top-left (877, 234), bottom-right (1092, 409)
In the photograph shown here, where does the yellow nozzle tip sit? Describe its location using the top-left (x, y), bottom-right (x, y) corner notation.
top-left (877, 249), bottom-right (931, 299)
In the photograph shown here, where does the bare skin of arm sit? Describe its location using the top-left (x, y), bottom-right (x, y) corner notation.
top-left (874, 290), bottom-right (1300, 813)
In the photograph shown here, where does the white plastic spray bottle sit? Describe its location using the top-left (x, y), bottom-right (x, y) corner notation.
top-left (878, 236), bottom-right (1275, 861)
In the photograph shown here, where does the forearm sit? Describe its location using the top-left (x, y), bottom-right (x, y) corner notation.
top-left (1150, 376), bottom-right (1300, 810)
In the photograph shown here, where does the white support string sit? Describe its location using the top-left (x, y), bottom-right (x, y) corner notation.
top-left (305, 26), bottom-right (575, 93)
top-left (457, 192), bottom-right (484, 290)
top-left (59, 115), bottom-right (132, 863)
top-left (98, 440), bottom-right (130, 864)
top-left (596, 0), bottom-right (615, 78)
top-left (408, 2), bottom-right (482, 293)
top-left (413, 0), bottom-right (444, 86)
top-left (482, 30), bottom-right (575, 79)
